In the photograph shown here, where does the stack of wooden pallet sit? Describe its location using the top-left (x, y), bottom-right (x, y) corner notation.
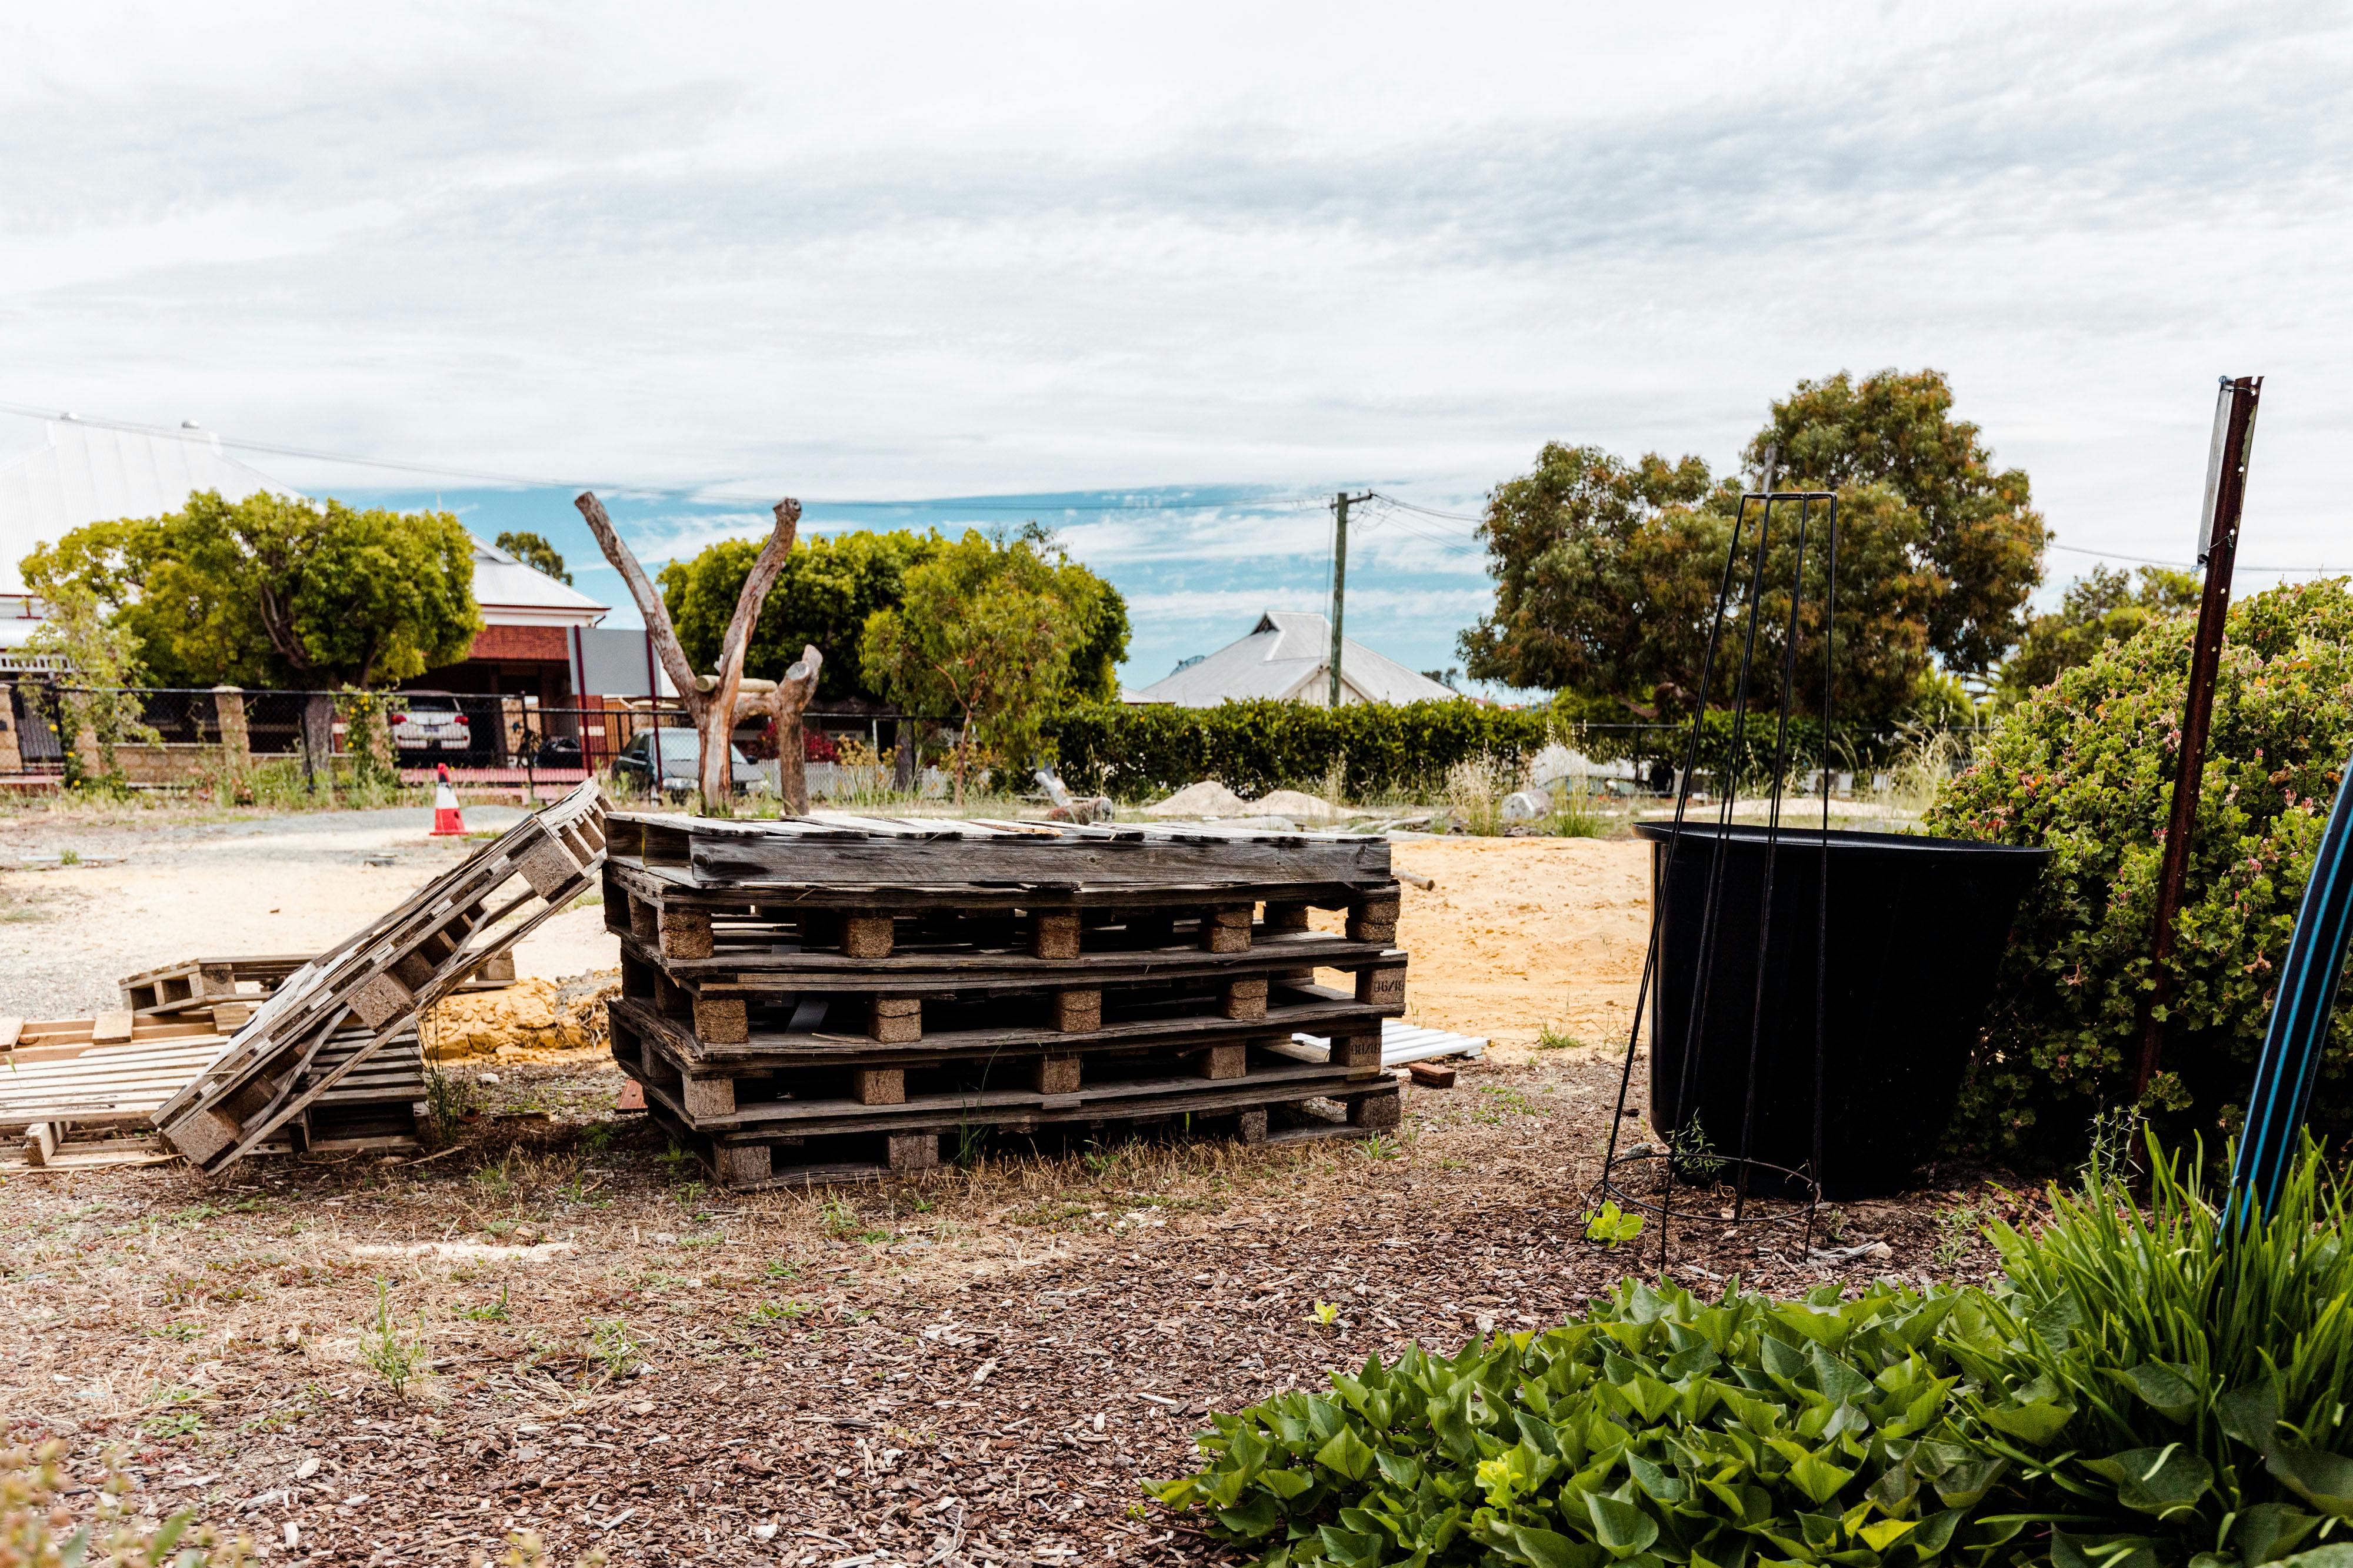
top-left (599, 810), bottom-right (1409, 1189)
top-left (152, 780), bottom-right (606, 1171)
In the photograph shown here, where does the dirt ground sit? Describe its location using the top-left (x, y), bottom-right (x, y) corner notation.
top-left (0, 807), bottom-right (2026, 1567)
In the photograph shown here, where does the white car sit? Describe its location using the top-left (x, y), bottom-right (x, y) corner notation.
top-left (391, 694), bottom-right (472, 753)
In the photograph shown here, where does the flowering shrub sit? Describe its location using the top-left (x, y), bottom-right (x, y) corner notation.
top-left (1926, 579), bottom-right (2353, 1164)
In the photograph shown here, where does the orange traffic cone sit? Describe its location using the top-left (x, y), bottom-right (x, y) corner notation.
top-left (429, 763), bottom-right (467, 836)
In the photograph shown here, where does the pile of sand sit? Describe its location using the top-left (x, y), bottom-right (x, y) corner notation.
top-left (1143, 780), bottom-right (1249, 818)
top-left (1307, 837), bottom-right (1652, 1056)
top-left (423, 970), bottom-right (619, 1061)
top-left (1252, 789), bottom-right (1344, 821)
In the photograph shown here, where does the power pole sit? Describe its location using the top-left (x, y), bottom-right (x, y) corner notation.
top-left (2136, 374), bottom-right (2264, 1096)
top-left (1329, 490), bottom-right (1372, 707)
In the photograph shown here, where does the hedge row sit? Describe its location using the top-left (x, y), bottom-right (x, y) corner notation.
top-left (1044, 701), bottom-right (1554, 800)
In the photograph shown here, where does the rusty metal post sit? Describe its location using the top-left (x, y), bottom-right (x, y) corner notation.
top-left (2135, 375), bottom-right (2263, 1096)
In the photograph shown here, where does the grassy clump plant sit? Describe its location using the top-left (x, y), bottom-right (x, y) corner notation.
top-left (1150, 1136), bottom-right (2353, 1568)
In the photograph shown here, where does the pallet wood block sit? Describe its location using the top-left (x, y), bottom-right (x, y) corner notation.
top-left (659, 909), bottom-right (714, 961)
top-left (1348, 1085), bottom-right (1403, 1129)
top-left (1202, 907), bottom-right (1252, 954)
top-left (681, 1075), bottom-right (736, 1119)
top-left (1032, 1055), bottom-right (1082, 1095)
top-left (1032, 912), bottom-right (1081, 960)
top-left (91, 1011), bottom-right (134, 1045)
top-left (1199, 1043), bottom-right (1248, 1080)
top-left (1357, 969), bottom-right (1407, 1007)
top-left (0, 1017), bottom-right (22, 1050)
top-left (868, 997), bottom-right (922, 1043)
top-left (1052, 989), bottom-right (1101, 1032)
top-left (692, 996), bottom-right (749, 1045)
top-left (886, 1132), bottom-right (940, 1172)
top-left (1347, 893), bottom-right (1401, 944)
top-left (1222, 977), bottom-right (1268, 1020)
top-left (630, 895), bottom-right (659, 944)
top-left (720, 1143), bottom-right (772, 1186)
top-left (1332, 1032), bottom-right (1385, 1069)
top-left (1234, 1107), bottom-right (1269, 1144)
top-left (1264, 902), bottom-right (1310, 933)
top-left (24, 1122), bottom-right (56, 1166)
top-left (851, 1067), bottom-right (906, 1106)
top-left (841, 916), bottom-right (894, 959)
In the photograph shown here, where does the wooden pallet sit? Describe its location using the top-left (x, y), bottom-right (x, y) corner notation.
top-left (122, 950), bottom-right (516, 1023)
top-left (605, 859), bottom-right (1398, 959)
top-left (151, 780), bottom-right (606, 1171)
top-left (604, 810), bottom-right (1394, 892)
top-left (638, 1065), bottom-right (1402, 1189)
top-left (612, 994), bottom-right (1389, 1124)
top-left (605, 973), bottom-right (1396, 1075)
top-left (2, 1019), bottom-right (428, 1165)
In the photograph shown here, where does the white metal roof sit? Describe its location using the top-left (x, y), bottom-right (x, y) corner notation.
top-left (0, 419), bottom-right (604, 626)
top-left (0, 420), bottom-right (291, 593)
top-left (1124, 609), bottom-right (1460, 707)
top-left (469, 533), bottom-right (608, 626)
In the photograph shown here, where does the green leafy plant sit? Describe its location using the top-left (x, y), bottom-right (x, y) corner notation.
top-left (1582, 1200), bottom-right (1644, 1246)
top-left (585, 1317), bottom-right (639, 1380)
top-left (456, 1285), bottom-right (512, 1322)
top-left (1932, 1206), bottom-right (1981, 1269)
top-left (1941, 1133), bottom-right (2353, 1568)
top-left (1149, 1276), bottom-right (1985, 1568)
top-left (1305, 1301), bottom-right (1343, 1327)
top-left (359, 1281), bottom-right (430, 1396)
top-left (1535, 1026), bottom-right (1583, 1052)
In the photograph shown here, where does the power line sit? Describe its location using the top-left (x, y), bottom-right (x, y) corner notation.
top-left (2048, 541), bottom-right (2353, 576)
top-left (0, 401), bottom-right (1328, 515)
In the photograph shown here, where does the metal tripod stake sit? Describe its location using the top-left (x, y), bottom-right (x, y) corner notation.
top-left (1599, 485), bottom-right (1838, 1268)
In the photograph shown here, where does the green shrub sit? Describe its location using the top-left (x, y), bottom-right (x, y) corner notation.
top-left (1925, 578), bottom-right (2353, 1165)
top-left (1046, 700), bottom-right (1553, 801)
top-left (1149, 1276), bottom-right (1989, 1568)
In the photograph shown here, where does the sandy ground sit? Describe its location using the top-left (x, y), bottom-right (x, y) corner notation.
top-left (0, 805), bottom-right (616, 1018)
top-left (1, 808), bottom-right (1650, 1063)
top-left (0, 806), bottom-right (2028, 1567)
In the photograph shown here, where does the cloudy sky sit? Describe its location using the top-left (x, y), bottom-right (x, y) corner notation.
top-left (4, 2), bottom-right (2348, 687)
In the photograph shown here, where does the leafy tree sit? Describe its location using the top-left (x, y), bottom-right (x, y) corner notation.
top-left (662, 525), bottom-right (1128, 706)
top-left (495, 529), bottom-right (571, 584)
top-left (1745, 368), bottom-right (2048, 675)
top-left (662, 530), bottom-right (938, 706)
top-left (1459, 445), bottom-right (1944, 735)
top-left (21, 489), bottom-right (481, 689)
top-left (859, 532), bottom-right (1084, 802)
top-left (1999, 563), bottom-right (2199, 703)
top-left (26, 582), bottom-right (159, 785)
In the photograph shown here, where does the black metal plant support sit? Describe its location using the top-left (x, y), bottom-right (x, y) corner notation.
top-left (1598, 477), bottom-right (1839, 1268)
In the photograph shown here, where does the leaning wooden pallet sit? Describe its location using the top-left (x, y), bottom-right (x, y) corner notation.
top-left (150, 780), bottom-right (606, 1171)
top-left (599, 808), bottom-right (1409, 1189)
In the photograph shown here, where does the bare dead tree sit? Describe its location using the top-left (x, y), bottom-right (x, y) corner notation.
top-left (576, 491), bottom-right (802, 816)
top-left (732, 644), bottom-right (823, 812)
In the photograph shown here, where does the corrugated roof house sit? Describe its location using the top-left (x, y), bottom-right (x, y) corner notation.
top-left (1125, 610), bottom-right (1458, 707)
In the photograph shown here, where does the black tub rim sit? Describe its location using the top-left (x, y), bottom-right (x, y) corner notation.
top-left (1632, 820), bottom-right (2052, 862)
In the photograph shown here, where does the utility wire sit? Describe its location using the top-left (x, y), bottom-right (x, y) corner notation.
top-left (0, 400), bottom-right (1328, 515)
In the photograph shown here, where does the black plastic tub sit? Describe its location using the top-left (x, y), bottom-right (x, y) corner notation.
top-left (1634, 821), bottom-right (2049, 1198)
